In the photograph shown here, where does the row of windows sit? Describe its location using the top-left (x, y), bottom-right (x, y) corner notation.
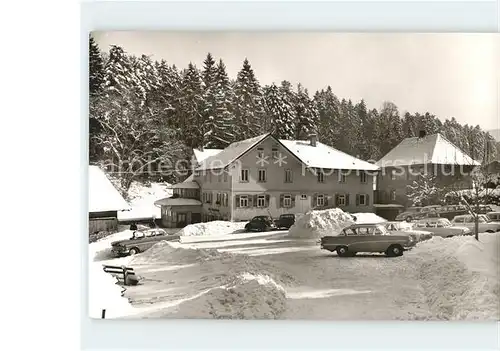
top-left (234, 193), bottom-right (370, 208)
top-left (202, 192), bottom-right (229, 206)
top-left (240, 169), bottom-right (368, 184)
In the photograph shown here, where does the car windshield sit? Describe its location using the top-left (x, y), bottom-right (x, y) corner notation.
top-left (478, 215), bottom-right (490, 223)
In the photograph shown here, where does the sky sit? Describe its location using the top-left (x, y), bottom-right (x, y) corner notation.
top-left (93, 32), bottom-right (499, 132)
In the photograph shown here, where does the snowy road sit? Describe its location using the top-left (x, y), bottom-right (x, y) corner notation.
top-left (119, 231), bottom-right (432, 320)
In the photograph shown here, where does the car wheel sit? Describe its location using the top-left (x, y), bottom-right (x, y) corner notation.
top-left (245, 224), bottom-right (251, 232)
top-left (336, 246), bottom-right (349, 257)
top-left (405, 216), bottom-right (412, 222)
top-left (485, 230), bottom-right (494, 233)
top-left (129, 247), bottom-right (140, 255)
top-left (386, 245), bottom-right (403, 257)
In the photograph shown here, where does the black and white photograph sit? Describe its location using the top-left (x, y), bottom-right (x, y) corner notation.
top-left (88, 32), bottom-right (499, 321)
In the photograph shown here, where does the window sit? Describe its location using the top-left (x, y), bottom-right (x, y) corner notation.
top-left (338, 171), bottom-right (346, 183)
top-left (257, 147), bottom-right (264, 158)
top-left (317, 194), bottom-right (325, 207)
top-left (257, 195), bottom-right (266, 208)
top-left (216, 193), bottom-right (221, 205)
top-left (360, 172), bottom-right (367, 183)
top-left (258, 169), bottom-right (267, 182)
top-left (223, 172), bottom-right (228, 182)
top-left (453, 217), bottom-right (464, 223)
top-left (222, 193), bottom-right (228, 207)
top-left (240, 169), bottom-right (249, 182)
top-left (283, 195), bottom-right (292, 208)
top-left (284, 169), bottom-right (293, 183)
top-left (300, 194), bottom-right (307, 200)
top-left (240, 195), bottom-right (249, 207)
top-left (272, 147), bottom-right (279, 159)
top-left (344, 228), bottom-right (358, 236)
top-left (208, 171), bottom-right (212, 182)
top-left (390, 190), bottom-right (396, 201)
top-left (317, 170), bottom-right (324, 183)
top-left (217, 174), bottom-right (221, 182)
top-left (337, 194), bottom-right (346, 206)
top-left (359, 194), bottom-right (367, 206)
top-left (391, 170), bottom-right (396, 180)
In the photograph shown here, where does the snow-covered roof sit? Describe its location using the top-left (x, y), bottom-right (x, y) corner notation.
top-left (280, 140), bottom-right (379, 171)
top-left (377, 133), bottom-right (480, 167)
top-left (196, 133), bottom-right (378, 171)
top-left (196, 134), bottom-right (269, 170)
top-left (154, 197), bottom-right (202, 207)
top-left (193, 148), bottom-right (223, 164)
top-left (88, 166), bottom-right (130, 213)
top-left (167, 181), bottom-right (200, 189)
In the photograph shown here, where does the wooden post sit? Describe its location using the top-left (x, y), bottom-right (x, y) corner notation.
top-left (122, 265), bottom-right (128, 286)
top-left (101, 309), bottom-right (106, 319)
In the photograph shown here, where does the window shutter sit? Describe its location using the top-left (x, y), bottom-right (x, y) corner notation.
top-left (324, 194), bottom-right (329, 207)
top-left (356, 194), bottom-right (360, 206)
top-left (279, 194), bottom-right (284, 208)
top-left (366, 194), bottom-right (370, 206)
top-left (235, 195), bottom-right (240, 208)
top-left (346, 193), bottom-right (350, 206)
top-left (253, 195), bottom-right (258, 207)
top-left (312, 193), bottom-right (317, 208)
top-left (335, 194), bottom-right (339, 206)
top-left (265, 194), bottom-right (270, 207)
top-left (291, 195), bottom-right (296, 208)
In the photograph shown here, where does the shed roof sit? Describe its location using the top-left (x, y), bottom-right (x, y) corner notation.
top-left (88, 166), bottom-right (130, 213)
top-left (154, 197), bottom-right (202, 207)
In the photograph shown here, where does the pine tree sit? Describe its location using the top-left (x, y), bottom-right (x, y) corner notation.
top-left (313, 86), bottom-right (341, 149)
top-left (375, 101), bottom-right (403, 157)
top-left (180, 63), bottom-right (205, 148)
top-left (103, 45), bottom-right (133, 102)
top-left (294, 84), bottom-right (318, 140)
top-left (355, 99), bottom-right (370, 159)
top-left (208, 59), bottom-right (235, 148)
top-left (264, 83), bottom-right (295, 139)
top-left (89, 36), bottom-right (105, 97)
top-left (233, 58), bottom-right (266, 138)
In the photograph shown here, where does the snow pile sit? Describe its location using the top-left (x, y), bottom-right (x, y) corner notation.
top-left (351, 212), bottom-right (387, 224)
top-left (177, 221), bottom-right (246, 237)
top-left (287, 208), bottom-right (354, 239)
top-left (174, 274), bottom-right (287, 319)
top-left (407, 234), bottom-right (499, 320)
top-left (88, 264), bottom-right (133, 319)
top-left (118, 181), bottom-right (171, 221)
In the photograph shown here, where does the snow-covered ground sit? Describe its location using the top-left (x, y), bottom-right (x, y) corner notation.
top-left (177, 221), bottom-right (246, 237)
top-left (117, 181), bottom-right (171, 221)
top-left (89, 208), bottom-right (499, 320)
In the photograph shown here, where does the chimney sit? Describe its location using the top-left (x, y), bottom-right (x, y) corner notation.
top-left (309, 133), bottom-right (317, 147)
top-left (418, 130), bottom-right (426, 138)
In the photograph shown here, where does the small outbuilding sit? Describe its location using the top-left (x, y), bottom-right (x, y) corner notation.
top-left (88, 165), bottom-right (130, 234)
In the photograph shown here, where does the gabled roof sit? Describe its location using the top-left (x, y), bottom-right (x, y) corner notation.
top-left (88, 166), bottom-right (130, 213)
top-left (193, 148), bottom-right (223, 164)
top-left (280, 140), bottom-right (379, 171)
top-left (196, 133), bottom-right (270, 170)
top-left (376, 133), bottom-right (480, 167)
top-left (196, 133), bottom-right (379, 171)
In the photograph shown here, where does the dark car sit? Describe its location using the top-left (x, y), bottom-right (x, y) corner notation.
top-left (245, 216), bottom-right (277, 232)
top-left (274, 214), bottom-right (296, 230)
top-left (111, 228), bottom-right (180, 256)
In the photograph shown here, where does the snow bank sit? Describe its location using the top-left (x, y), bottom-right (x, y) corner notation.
top-left (133, 242), bottom-right (295, 319)
top-left (88, 264), bottom-right (133, 319)
top-left (407, 233), bottom-right (499, 320)
top-left (351, 212), bottom-right (387, 224)
top-left (287, 208), bottom-right (354, 239)
top-left (177, 221), bottom-right (246, 237)
top-left (118, 181), bottom-right (171, 221)
top-left (174, 274), bottom-right (287, 319)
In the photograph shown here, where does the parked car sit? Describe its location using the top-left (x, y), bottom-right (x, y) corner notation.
top-left (436, 205), bottom-right (469, 220)
top-left (245, 215), bottom-right (277, 232)
top-left (111, 228), bottom-right (180, 256)
top-left (395, 207), bottom-right (423, 221)
top-left (451, 214), bottom-right (500, 233)
top-left (274, 214), bottom-right (296, 230)
top-left (320, 223), bottom-right (416, 257)
top-left (384, 221), bottom-right (433, 242)
top-left (486, 211), bottom-right (500, 221)
top-left (413, 218), bottom-right (472, 238)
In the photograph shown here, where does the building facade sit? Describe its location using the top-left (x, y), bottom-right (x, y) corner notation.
top-left (156, 133), bottom-right (379, 226)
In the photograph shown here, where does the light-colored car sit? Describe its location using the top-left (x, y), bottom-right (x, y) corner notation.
top-left (111, 228), bottom-right (180, 256)
top-left (384, 221), bottom-right (433, 242)
top-left (451, 214), bottom-right (500, 233)
top-left (320, 223), bottom-right (416, 257)
top-left (486, 211), bottom-right (500, 222)
top-left (413, 218), bottom-right (472, 238)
